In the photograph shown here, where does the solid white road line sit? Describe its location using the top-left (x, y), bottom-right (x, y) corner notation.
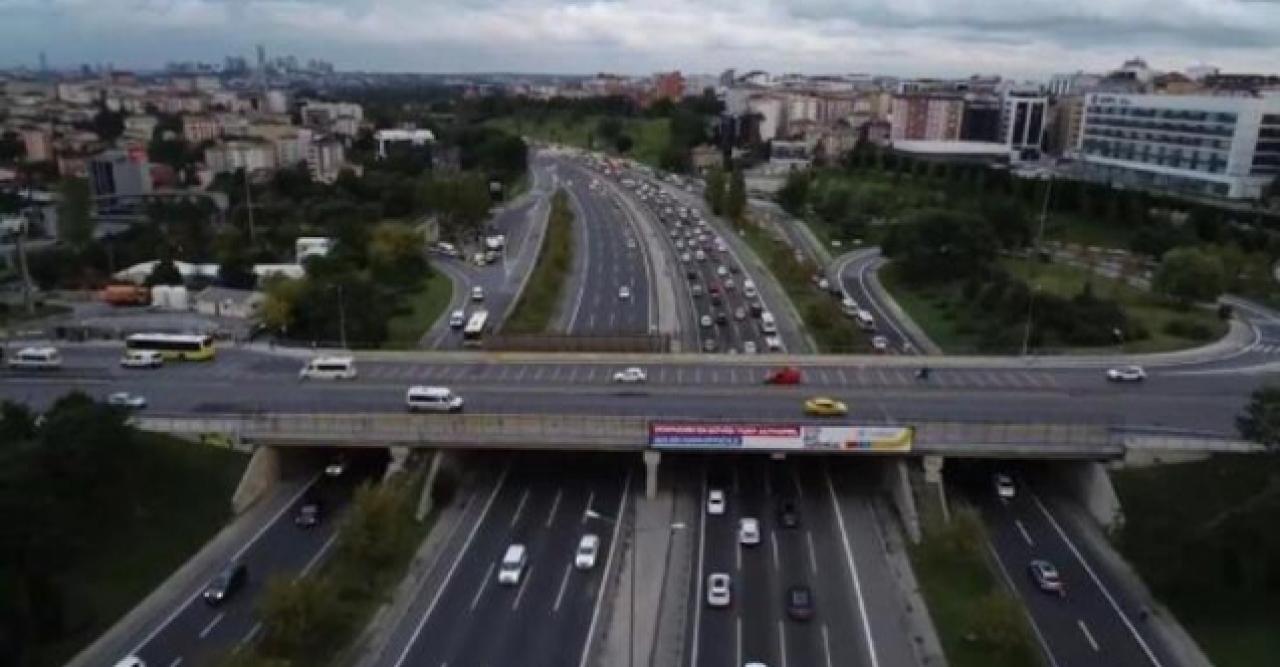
top-left (806, 530), bottom-right (819, 575)
top-left (577, 470), bottom-right (632, 667)
top-left (581, 490), bottom-right (595, 524)
top-left (771, 531), bottom-right (780, 573)
top-left (736, 535), bottom-right (743, 573)
top-left (735, 614), bottom-right (743, 667)
top-left (510, 487), bottom-right (531, 528)
top-left (167, 658), bottom-right (183, 667)
top-left (689, 468), bottom-right (708, 667)
top-left (1015, 519), bottom-right (1035, 547)
top-left (470, 563), bottom-right (495, 612)
top-left (236, 622), bottom-right (262, 648)
top-left (545, 488), bottom-right (563, 528)
top-left (821, 623), bottom-right (835, 667)
top-left (1079, 619), bottom-right (1101, 652)
top-left (553, 562), bottom-right (574, 612)
top-left (824, 468), bottom-right (880, 667)
top-left (392, 466), bottom-right (510, 667)
top-left (1033, 493), bottom-right (1163, 666)
top-left (198, 612), bottom-right (224, 640)
top-left (777, 619), bottom-right (789, 667)
top-left (299, 531), bottom-right (339, 578)
top-left (512, 565), bottom-right (535, 610)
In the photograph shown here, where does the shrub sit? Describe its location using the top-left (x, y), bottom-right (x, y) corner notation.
top-left (1163, 319), bottom-right (1215, 341)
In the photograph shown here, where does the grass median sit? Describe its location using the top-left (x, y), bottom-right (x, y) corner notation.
top-left (503, 189), bottom-right (575, 334)
top-left (383, 272), bottom-right (454, 349)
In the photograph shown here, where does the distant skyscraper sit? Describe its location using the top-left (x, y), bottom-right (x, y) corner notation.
top-left (38, 51), bottom-right (47, 74)
top-left (256, 44), bottom-right (266, 71)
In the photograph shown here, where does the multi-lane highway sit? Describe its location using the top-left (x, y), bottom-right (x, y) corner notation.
top-left (373, 453), bottom-right (628, 667)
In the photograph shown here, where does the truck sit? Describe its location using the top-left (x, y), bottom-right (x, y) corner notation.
top-left (100, 284), bottom-right (151, 306)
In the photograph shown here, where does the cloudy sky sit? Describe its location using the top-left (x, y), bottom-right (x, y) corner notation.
top-left (2, 0), bottom-right (1279, 78)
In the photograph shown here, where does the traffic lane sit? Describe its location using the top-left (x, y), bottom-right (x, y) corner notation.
top-left (768, 462), bottom-right (830, 667)
top-left (737, 459), bottom-right (780, 667)
top-left (981, 490), bottom-right (1159, 667)
top-left (837, 251), bottom-right (914, 354)
top-left (695, 461), bottom-right (745, 667)
top-left (577, 185), bottom-right (646, 335)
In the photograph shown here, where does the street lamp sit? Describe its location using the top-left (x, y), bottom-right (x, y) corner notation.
top-left (583, 507), bottom-right (685, 667)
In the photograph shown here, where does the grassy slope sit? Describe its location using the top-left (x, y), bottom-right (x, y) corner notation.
top-left (38, 434), bottom-right (246, 666)
top-left (488, 115), bottom-right (671, 167)
top-left (503, 191), bottom-right (574, 334)
top-left (383, 272), bottom-right (454, 349)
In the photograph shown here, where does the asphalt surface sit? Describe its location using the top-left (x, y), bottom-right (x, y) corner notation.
top-left (120, 452), bottom-right (383, 667)
top-left (687, 457), bottom-right (917, 667)
top-left (376, 452), bottom-right (629, 667)
top-left (834, 249), bottom-right (922, 354)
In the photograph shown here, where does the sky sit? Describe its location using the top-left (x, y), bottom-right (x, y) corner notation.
top-left (1, 0), bottom-right (1279, 79)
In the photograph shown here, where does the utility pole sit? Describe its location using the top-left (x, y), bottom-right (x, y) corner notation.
top-left (1021, 177), bottom-right (1054, 357)
top-left (14, 216), bottom-right (35, 316)
top-left (243, 168), bottom-right (257, 246)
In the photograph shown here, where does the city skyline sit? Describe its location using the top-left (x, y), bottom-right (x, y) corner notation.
top-left (2, 0), bottom-right (1280, 78)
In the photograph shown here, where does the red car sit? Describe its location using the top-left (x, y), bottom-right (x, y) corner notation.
top-left (765, 367), bottom-right (802, 385)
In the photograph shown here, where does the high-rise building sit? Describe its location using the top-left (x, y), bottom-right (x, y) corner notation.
top-left (88, 148), bottom-right (151, 199)
top-left (960, 95), bottom-right (1002, 142)
top-left (890, 94), bottom-right (965, 141)
top-left (1078, 92), bottom-right (1280, 199)
top-left (1000, 92), bottom-right (1047, 154)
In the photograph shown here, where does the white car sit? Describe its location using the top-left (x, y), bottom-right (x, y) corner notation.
top-left (675, 239), bottom-right (686, 250)
top-left (700, 315), bottom-right (713, 328)
top-left (995, 473), bottom-right (1016, 499)
top-left (626, 238), bottom-right (637, 249)
top-left (618, 286), bottom-right (632, 300)
top-left (613, 367), bottom-right (647, 383)
top-left (695, 250), bottom-right (707, 262)
top-left (707, 572), bottom-right (732, 607)
top-left (716, 265), bottom-right (729, 277)
top-left (575, 534), bottom-right (600, 570)
top-left (738, 518), bottom-right (761, 546)
top-left (120, 350), bottom-right (164, 368)
top-left (113, 658), bottom-right (146, 667)
top-left (707, 489), bottom-right (726, 515)
top-left (743, 341), bottom-right (758, 355)
top-left (471, 286), bottom-right (485, 302)
top-left (680, 252), bottom-right (692, 263)
top-left (872, 336), bottom-right (889, 352)
top-left (107, 392), bottom-right (147, 409)
top-left (1106, 366), bottom-right (1146, 382)
top-left (765, 336), bottom-right (783, 352)
top-left (448, 309), bottom-right (467, 328)
top-left (325, 457), bottom-right (347, 477)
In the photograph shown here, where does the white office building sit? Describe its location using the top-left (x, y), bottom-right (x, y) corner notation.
top-left (1001, 92), bottom-right (1048, 154)
top-left (1077, 92), bottom-right (1280, 200)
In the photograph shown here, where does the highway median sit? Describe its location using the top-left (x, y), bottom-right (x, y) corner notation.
top-left (502, 189), bottom-right (577, 334)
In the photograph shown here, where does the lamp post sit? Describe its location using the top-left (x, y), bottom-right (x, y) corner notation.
top-left (584, 507), bottom-right (685, 667)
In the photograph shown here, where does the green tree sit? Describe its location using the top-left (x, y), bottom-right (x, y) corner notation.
top-left (257, 576), bottom-right (345, 660)
top-left (1152, 247), bottom-right (1225, 306)
top-left (980, 197), bottom-right (1032, 249)
top-left (0, 401), bottom-right (36, 446)
top-left (725, 168), bottom-right (746, 223)
top-left (614, 133), bottom-right (634, 154)
top-left (368, 221), bottom-right (426, 288)
top-left (145, 259), bottom-right (184, 286)
top-left (421, 174), bottom-right (492, 243)
top-left (882, 209), bottom-right (998, 284)
top-left (261, 276), bottom-right (305, 333)
top-left (776, 170), bottom-right (811, 217)
top-left (91, 105), bottom-right (125, 142)
top-left (56, 177), bottom-right (93, 249)
top-left (1237, 385), bottom-right (1280, 450)
top-left (596, 117), bottom-right (623, 142)
top-left (704, 166), bottom-right (726, 215)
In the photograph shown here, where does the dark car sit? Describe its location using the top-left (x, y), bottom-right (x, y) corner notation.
top-left (203, 562), bottom-right (248, 606)
top-left (295, 500), bottom-right (322, 528)
top-left (710, 294), bottom-right (723, 306)
top-left (777, 499), bottom-right (800, 528)
top-left (749, 302), bottom-right (764, 318)
top-left (715, 311), bottom-right (728, 325)
top-left (687, 270), bottom-right (699, 280)
top-left (786, 585), bottom-right (814, 621)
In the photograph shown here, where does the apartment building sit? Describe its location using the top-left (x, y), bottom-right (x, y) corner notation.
top-left (890, 94), bottom-right (965, 141)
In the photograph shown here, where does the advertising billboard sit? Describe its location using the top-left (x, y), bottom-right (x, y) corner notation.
top-left (649, 423), bottom-right (912, 452)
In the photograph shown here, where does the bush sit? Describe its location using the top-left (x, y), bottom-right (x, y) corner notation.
top-left (1163, 319), bottom-right (1215, 342)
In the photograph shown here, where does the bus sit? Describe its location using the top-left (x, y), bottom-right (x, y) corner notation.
top-left (462, 311), bottom-right (490, 347)
top-left (125, 333), bottom-right (216, 361)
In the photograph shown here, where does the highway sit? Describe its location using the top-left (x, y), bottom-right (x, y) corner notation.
top-left (374, 452), bottom-right (628, 667)
top-left (117, 452), bottom-right (382, 667)
top-left (834, 248), bottom-right (922, 354)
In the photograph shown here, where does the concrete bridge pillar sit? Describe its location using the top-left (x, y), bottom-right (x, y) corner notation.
top-left (386, 446), bottom-right (412, 479)
top-left (231, 446), bottom-right (279, 515)
top-left (643, 450), bottom-right (662, 500)
top-left (883, 459), bottom-right (922, 544)
top-left (921, 455), bottom-right (950, 524)
top-left (1058, 461), bottom-right (1125, 532)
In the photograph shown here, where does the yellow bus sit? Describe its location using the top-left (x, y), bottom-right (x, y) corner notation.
top-left (125, 333), bottom-right (216, 361)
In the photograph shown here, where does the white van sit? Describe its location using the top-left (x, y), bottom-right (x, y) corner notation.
top-left (854, 309), bottom-right (876, 332)
top-left (760, 312), bottom-right (777, 334)
top-left (405, 386), bottom-right (464, 413)
top-left (299, 356), bottom-right (357, 380)
top-left (497, 544), bottom-right (527, 585)
top-left (7, 346), bottom-right (61, 370)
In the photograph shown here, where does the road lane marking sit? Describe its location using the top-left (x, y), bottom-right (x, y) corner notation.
top-left (578, 470), bottom-right (631, 667)
top-left (533, 366), bottom-right (545, 381)
top-left (806, 530), bottom-right (819, 575)
top-left (512, 564), bottom-right (535, 610)
top-left (514, 366), bottom-right (527, 382)
top-left (1078, 619), bottom-right (1101, 651)
top-left (509, 486), bottom-right (532, 527)
top-left (582, 490), bottom-right (595, 524)
top-left (837, 368), bottom-right (849, 385)
top-left (824, 468), bottom-right (880, 667)
top-left (546, 488), bottom-right (563, 527)
top-left (470, 562), bottom-right (495, 612)
top-left (553, 562), bottom-right (574, 612)
top-left (689, 467), bottom-right (708, 667)
top-left (198, 612), bottom-right (224, 639)
top-left (393, 466), bottom-right (510, 667)
top-left (237, 622), bottom-right (262, 648)
top-left (821, 623), bottom-right (835, 667)
top-left (1015, 519), bottom-right (1035, 546)
top-left (168, 658), bottom-right (183, 667)
top-left (874, 367), bottom-right (889, 386)
top-left (778, 619), bottom-right (789, 667)
top-left (1033, 494), bottom-right (1163, 666)
top-left (735, 614), bottom-right (743, 667)
top-left (771, 531), bottom-right (780, 573)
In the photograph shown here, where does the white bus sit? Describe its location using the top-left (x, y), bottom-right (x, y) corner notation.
top-left (462, 311), bottom-right (490, 346)
top-left (125, 333), bottom-right (216, 361)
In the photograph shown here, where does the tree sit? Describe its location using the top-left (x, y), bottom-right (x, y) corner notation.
top-left (596, 117), bottom-right (623, 142)
top-left (0, 131), bottom-right (25, 163)
top-left (257, 576), bottom-right (345, 660)
top-left (704, 166), bottom-right (726, 215)
top-left (421, 174), bottom-right (492, 242)
top-left (1263, 174), bottom-right (1280, 209)
top-left (0, 401), bottom-right (36, 446)
top-left (261, 276), bottom-right (305, 334)
top-left (1237, 385), bottom-right (1280, 450)
top-left (725, 168), bottom-right (746, 223)
top-left (614, 133), bottom-right (633, 154)
top-left (1152, 247), bottom-right (1225, 306)
top-left (368, 221), bottom-right (426, 288)
top-left (980, 197), bottom-right (1032, 249)
top-left (145, 258), bottom-right (184, 286)
top-left (91, 105), bottom-right (125, 142)
top-left (776, 170), bottom-right (811, 217)
top-left (56, 177), bottom-right (93, 249)
top-left (881, 209), bottom-right (999, 284)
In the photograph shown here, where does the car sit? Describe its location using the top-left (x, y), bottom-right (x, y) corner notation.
top-left (107, 392), bottom-right (147, 409)
top-left (120, 350), bottom-right (164, 368)
top-left (765, 335), bottom-right (784, 352)
top-left (668, 229), bottom-right (679, 238)
top-left (700, 314), bottom-right (713, 328)
top-left (715, 311), bottom-right (728, 325)
top-left (804, 397), bottom-right (848, 416)
top-left (724, 278), bottom-right (736, 291)
top-left (472, 252), bottom-right (487, 266)
top-left (448, 309), bottom-right (467, 329)
top-left (734, 307), bottom-right (746, 321)
top-left (777, 499), bottom-right (801, 528)
top-left (613, 366), bottom-right (647, 383)
top-left (1106, 366), bottom-right (1146, 382)
top-left (295, 500), bottom-right (322, 527)
top-left (749, 301), bottom-right (765, 318)
top-left (687, 269), bottom-right (699, 280)
top-left (708, 283), bottom-right (720, 295)
top-left (498, 544), bottom-right (528, 585)
top-left (738, 517), bottom-right (761, 545)
top-left (710, 294), bottom-right (723, 306)
top-left (707, 572), bottom-right (732, 607)
top-left (325, 457), bottom-right (347, 477)
top-left (707, 489), bottom-right (726, 515)
top-left (743, 341), bottom-right (758, 355)
top-left (995, 473), bottom-right (1016, 499)
top-left (695, 250), bottom-right (707, 262)
top-left (743, 280), bottom-right (758, 298)
top-left (680, 252), bottom-right (692, 263)
top-left (691, 284), bottom-right (704, 297)
top-left (716, 265), bottom-right (729, 277)
top-left (703, 338), bottom-right (718, 352)
top-left (871, 335), bottom-right (889, 352)
top-left (1028, 559), bottom-right (1065, 595)
top-left (626, 238), bottom-right (637, 249)
top-left (618, 286), bottom-right (632, 300)
top-left (471, 286), bottom-right (485, 302)
top-left (575, 534), bottom-right (600, 570)
top-left (675, 239), bottom-right (686, 249)
top-left (765, 367), bottom-right (802, 384)
top-left (113, 658), bottom-right (146, 667)
top-left (203, 562), bottom-right (248, 605)
top-left (786, 585), bottom-right (815, 621)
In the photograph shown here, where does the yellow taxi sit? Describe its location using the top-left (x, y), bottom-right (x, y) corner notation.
top-left (803, 397), bottom-right (848, 417)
